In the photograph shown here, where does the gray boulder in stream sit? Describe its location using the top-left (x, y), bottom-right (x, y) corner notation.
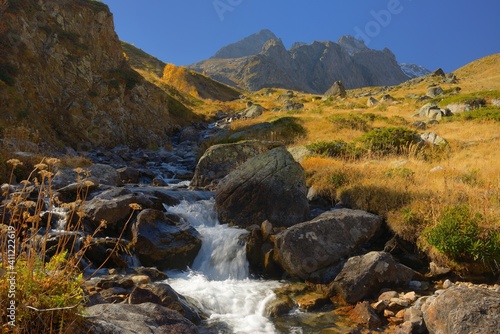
top-left (86, 302), bottom-right (199, 334)
top-left (131, 209), bottom-right (201, 269)
top-left (191, 140), bottom-right (282, 189)
top-left (273, 209), bottom-right (383, 280)
top-left (329, 251), bottom-right (422, 304)
top-left (215, 146), bottom-right (309, 228)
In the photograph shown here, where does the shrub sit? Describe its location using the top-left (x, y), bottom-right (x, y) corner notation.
top-left (328, 114), bottom-right (371, 132)
top-left (357, 127), bottom-right (420, 156)
top-left (306, 140), bottom-right (348, 158)
top-left (423, 205), bottom-right (500, 266)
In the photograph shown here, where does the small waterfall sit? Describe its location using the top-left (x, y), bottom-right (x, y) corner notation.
top-left (166, 199), bottom-right (282, 334)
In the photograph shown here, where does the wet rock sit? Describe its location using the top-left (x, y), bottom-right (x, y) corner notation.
top-left (215, 146), bottom-right (309, 228)
top-left (349, 301), bottom-right (383, 329)
top-left (131, 209), bottom-right (201, 269)
top-left (149, 283), bottom-right (203, 324)
top-left (85, 303), bottom-right (199, 334)
top-left (422, 286), bottom-right (500, 334)
top-left (117, 167), bottom-right (141, 184)
top-left (191, 140), bottom-right (281, 189)
top-left (329, 252), bottom-right (422, 304)
top-left (274, 209), bottom-right (383, 280)
top-left (82, 187), bottom-right (154, 235)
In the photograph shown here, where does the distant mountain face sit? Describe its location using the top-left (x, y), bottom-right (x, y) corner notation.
top-left (399, 63), bottom-right (431, 79)
top-left (212, 29), bottom-right (277, 59)
top-left (189, 30), bottom-right (410, 94)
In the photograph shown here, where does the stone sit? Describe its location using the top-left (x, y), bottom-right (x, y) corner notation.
top-left (423, 286), bottom-right (500, 334)
top-left (242, 104), bottom-right (265, 118)
top-left (329, 252), bottom-right (422, 304)
top-left (150, 283), bottom-right (203, 324)
top-left (426, 86), bottom-right (444, 98)
top-left (191, 141), bottom-right (281, 189)
top-left (323, 80), bottom-right (347, 98)
top-left (82, 187), bottom-right (154, 235)
top-left (215, 146), bottom-right (309, 228)
top-left (378, 291), bottom-right (400, 302)
top-left (367, 96), bottom-right (379, 107)
top-left (492, 98), bottom-right (500, 107)
top-left (85, 303), bottom-right (199, 334)
top-left (349, 301), bottom-right (383, 329)
top-left (420, 132), bottom-right (447, 146)
top-left (274, 209), bottom-right (383, 280)
top-left (131, 209), bottom-right (201, 269)
top-left (116, 167), bottom-right (141, 184)
top-left (446, 102), bottom-right (472, 114)
top-left (371, 300), bottom-right (388, 313)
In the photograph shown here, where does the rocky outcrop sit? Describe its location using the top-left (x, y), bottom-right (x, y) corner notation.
top-left (190, 32), bottom-right (410, 93)
top-left (0, 0), bottom-right (187, 149)
top-left (191, 141), bottom-right (281, 189)
top-left (131, 209), bottom-right (201, 269)
top-left (273, 209), bottom-right (383, 280)
top-left (85, 303), bottom-right (199, 334)
top-left (215, 146), bottom-right (309, 228)
top-left (329, 251), bottom-right (423, 304)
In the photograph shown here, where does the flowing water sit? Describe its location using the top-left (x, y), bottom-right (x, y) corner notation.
top-left (165, 199), bottom-right (284, 334)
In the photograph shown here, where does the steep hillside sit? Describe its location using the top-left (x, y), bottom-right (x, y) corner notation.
top-left (0, 0), bottom-right (191, 150)
top-left (189, 32), bottom-right (409, 93)
top-left (122, 42), bottom-right (241, 102)
top-left (453, 53), bottom-right (500, 92)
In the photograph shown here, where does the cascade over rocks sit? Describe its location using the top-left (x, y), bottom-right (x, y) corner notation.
top-left (215, 146), bottom-right (309, 228)
top-left (273, 209), bottom-right (383, 280)
top-left (131, 209), bottom-right (201, 269)
top-left (191, 140), bottom-right (282, 189)
top-left (329, 251), bottom-right (423, 304)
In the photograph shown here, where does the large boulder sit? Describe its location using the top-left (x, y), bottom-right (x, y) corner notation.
top-left (82, 187), bottom-right (154, 236)
top-left (242, 104), bottom-right (265, 118)
top-left (422, 286), bottom-right (500, 334)
top-left (85, 303), bottom-right (199, 334)
top-left (329, 251), bottom-right (422, 304)
top-left (273, 209), bottom-right (383, 280)
top-left (215, 146), bottom-right (309, 228)
top-left (131, 209), bottom-right (201, 269)
top-left (323, 80), bottom-right (347, 98)
top-left (190, 141), bottom-right (281, 189)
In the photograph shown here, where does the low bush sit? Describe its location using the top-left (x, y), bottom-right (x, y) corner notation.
top-left (357, 127), bottom-right (421, 156)
top-left (423, 205), bottom-right (500, 268)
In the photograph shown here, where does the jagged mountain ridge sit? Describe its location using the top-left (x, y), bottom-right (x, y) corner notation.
top-left (190, 30), bottom-right (426, 94)
top-left (399, 63), bottom-right (431, 79)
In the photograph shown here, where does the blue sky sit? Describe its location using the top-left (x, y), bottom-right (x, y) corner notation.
top-left (101, 0), bottom-right (500, 72)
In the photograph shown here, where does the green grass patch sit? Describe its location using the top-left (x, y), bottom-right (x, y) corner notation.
top-left (443, 106), bottom-right (500, 122)
top-left (435, 90), bottom-right (500, 106)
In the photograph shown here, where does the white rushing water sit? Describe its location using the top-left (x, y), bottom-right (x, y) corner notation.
top-left (165, 199), bottom-right (283, 334)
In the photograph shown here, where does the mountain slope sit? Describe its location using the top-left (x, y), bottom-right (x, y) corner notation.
top-left (212, 29), bottom-right (277, 59)
top-left (0, 0), bottom-right (192, 149)
top-left (189, 32), bottom-right (410, 94)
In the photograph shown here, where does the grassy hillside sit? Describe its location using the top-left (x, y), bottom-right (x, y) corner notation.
top-left (122, 42), bottom-right (241, 103)
top-left (206, 54), bottom-right (500, 276)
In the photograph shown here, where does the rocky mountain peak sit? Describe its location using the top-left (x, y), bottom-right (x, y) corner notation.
top-left (337, 35), bottom-right (368, 56)
top-left (212, 29), bottom-right (277, 59)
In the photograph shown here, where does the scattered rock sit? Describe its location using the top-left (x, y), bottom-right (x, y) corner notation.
top-left (367, 97), bottom-right (379, 107)
top-left (349, 301), bottom-right (383, 329)
top-left (242, 104), bottom-right (265, 118)
top-left (491, 98), bottom-right (500, 107)
top-left (420, 132), bottom-right (448, 146)
top-left (274, 209), bottom-right (383, 280)
top-left (215, 146), bottom-right (309, 228)
top-left (323, 80), bottom-right (347, 98)
top-left (426, 86), bottom-right (444, 98)
top-left (329, 252), bottom-right (423, 304)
